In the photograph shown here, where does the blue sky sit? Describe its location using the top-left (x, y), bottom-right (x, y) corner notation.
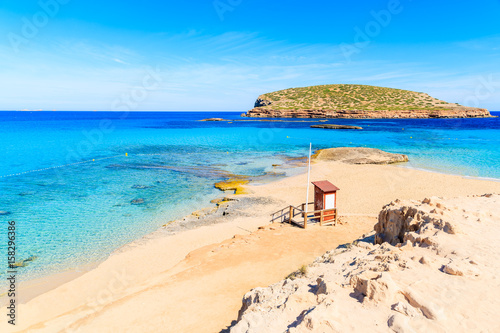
top-left (1, 0), bottom-right (499, 111)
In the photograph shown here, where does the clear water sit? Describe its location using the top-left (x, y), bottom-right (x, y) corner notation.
top-left (0, 111), bottom-right (499, 289)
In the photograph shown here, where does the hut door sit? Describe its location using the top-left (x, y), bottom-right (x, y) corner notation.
top-left (324, 193), bottom-right (336, 209)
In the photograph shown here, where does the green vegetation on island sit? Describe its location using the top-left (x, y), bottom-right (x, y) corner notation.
top-left (254, 84), bottom-right (461, 111)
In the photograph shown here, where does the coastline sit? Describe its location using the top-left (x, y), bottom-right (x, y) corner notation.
top-left (2, 156), bottom-right (500, 332)
top-left (6, 152), bottom-right (498, 307)
top-left (2, 111), bottom-right (499, 296)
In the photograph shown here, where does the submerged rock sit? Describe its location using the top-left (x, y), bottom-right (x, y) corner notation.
top-left (24, 255), bottom-right (38, 262)
top-left (19, 192), bottom-right (35, 196)
top-left (12, 261), bottom-right (27, 268)
top-left (131, 198), bottom-right (145, 205)
top-left (106, 164), bottom-right (126, 169)
top-left (311, 124), bottom-right (363, 130)
top-left (11, 255), bottom-right (37, 268)
top-left (199, 118), bottom-right (229, 121)
top-left (131, 185), bottom-right (150, 189)
top-left (0, 211), bottom-right (11, 215)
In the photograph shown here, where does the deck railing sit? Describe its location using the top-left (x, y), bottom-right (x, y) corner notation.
top-left (270, 202), bottom-right (337, 228)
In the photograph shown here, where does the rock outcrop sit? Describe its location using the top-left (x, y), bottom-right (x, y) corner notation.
top-left (374, 197), bottom-right (457, 245)
top-left (312, 147), bottom-right (409, 164)
top-left (229, 194), bottom-right (500, 332)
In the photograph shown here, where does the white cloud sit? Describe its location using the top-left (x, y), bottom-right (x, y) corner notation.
top-left (1, 31), bottom-right (499, 111)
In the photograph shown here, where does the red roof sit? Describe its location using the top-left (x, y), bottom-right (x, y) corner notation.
top-left (312, 180), bottom-right (340, 193)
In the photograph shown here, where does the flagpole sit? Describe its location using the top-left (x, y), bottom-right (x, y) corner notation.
top-left (305, 142), bottom-right (312, 215)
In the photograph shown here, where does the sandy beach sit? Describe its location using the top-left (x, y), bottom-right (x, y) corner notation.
top-left (2, 158), bottom-right (500, 333)
top-left (3, 0), bottom-right (500, 331)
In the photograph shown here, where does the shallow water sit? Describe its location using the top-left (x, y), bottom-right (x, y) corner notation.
top-left (0, 111), bottom-right (499, 288)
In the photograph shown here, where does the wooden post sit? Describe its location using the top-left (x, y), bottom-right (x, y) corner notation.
top-left (303, 212), bottom-right (307, 229)
top-left (289, 206), bottom-right (293, 223)
top-left (334, 209), bottom-right (337, 226)
top-left (320, 210), bottom-right (324, 226)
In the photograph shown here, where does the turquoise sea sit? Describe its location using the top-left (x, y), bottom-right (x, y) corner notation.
top-left (0, 111), bottom-right (499, 289)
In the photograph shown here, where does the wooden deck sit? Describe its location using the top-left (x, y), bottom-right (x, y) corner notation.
top-left (270, 202), bottom-right (337, 228)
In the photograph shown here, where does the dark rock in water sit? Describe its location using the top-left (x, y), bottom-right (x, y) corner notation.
top-left (19, 192), bottom-right (35, 196)
top-left (0, 211), bottom-right (11, 216)
top-left (199, 118), bottom-right (229, 121)
top-left (131, 198), bottom-right (145, 205)
top-left (11, 255), bottom-right (37, 268)
top-left (106, 164), bottom-right (126, 169)
top-left (311, 124), bottom-right (363, 130)
top-left (24, 255), bottom-right (38, 262)
top-left (132, 185), bottom-right (150, 189)
top-left (12, 261), bottom-right (27, 268)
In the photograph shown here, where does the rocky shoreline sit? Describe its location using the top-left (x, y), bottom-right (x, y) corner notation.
top-left (244, 107), bottom-right (492, 119)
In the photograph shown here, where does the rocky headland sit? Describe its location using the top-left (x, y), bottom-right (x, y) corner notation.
top-left (230, 194), bottom-right (500, 332)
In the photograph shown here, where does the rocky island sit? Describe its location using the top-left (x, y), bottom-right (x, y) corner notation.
top-left (244, 84), bottom-right (491, 119)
